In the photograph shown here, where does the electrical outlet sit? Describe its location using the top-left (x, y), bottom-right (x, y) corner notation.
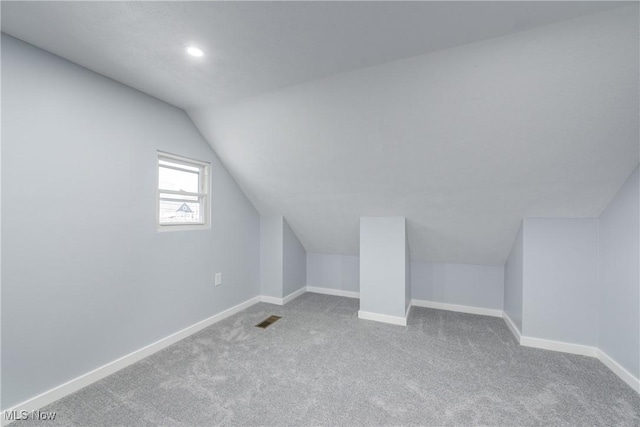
top-left (215, 273), bottom-right (222, 286)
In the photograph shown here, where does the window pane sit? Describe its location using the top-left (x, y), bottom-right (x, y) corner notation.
top-left (157, 153), bottom-right (209, 229)
top-left (159, 165), bottom-right (199, 193)
top-left (159, 159), bottom-right (200, 173)
top-left (159, 200), bottom-right (202, 224)
top-left (159, 192), bottom-right (198, 202)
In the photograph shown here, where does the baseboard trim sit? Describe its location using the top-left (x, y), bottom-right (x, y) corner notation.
top-left (282, 286), bottom-right (306, 304)
top-left (596, 349), bottom-right (640, 393)
top-left (502, 312), bottom-right (522, 343)
top-left (260, 295), bottom-right (284, 305)
top-left (501, 314), bottom-right (638, 394)
top-left (7, 290), bottom-right (636, 421)
top-left (503, 312), bottom-right (597, 358)
top-left (519, 336), bottom-right (597, 357)
top-left (411, 299), bottom-right (503, 318)
top-left (306, 286), bottom-right (360, 299)
top-left (307, 291), bottom-right (503, 321)
top-left (261, 287), bottom-right (306, 305)
top-left (1, 296), bottom-right (261, 425)
top-left (358, 310), bottom-right (407, 326)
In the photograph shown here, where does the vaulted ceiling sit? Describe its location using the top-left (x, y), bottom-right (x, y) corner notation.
top-left (1, 1), bottom-right (629, 109)
top-left (3, 2), bottom-right (638, 264)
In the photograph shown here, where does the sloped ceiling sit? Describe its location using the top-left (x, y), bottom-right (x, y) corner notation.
top-left (0, 1), bottom-right (629, 109)
top-left (3, 2), bottom-right (639, 264)
top-left (189, 6), bottom-right (639, 264)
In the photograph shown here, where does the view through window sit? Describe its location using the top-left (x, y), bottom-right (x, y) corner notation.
top-left (158, 152), bottom-right (209, 228)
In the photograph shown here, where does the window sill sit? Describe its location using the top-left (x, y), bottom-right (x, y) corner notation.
top-left (157, 224), bottom-right (210, 233)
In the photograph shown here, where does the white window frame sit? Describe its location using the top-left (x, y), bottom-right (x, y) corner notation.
top-left (157, 151), bottom-right (210, 232)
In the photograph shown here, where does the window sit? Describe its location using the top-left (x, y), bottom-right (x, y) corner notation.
top-left (157, 152), bottom-right (210, 230)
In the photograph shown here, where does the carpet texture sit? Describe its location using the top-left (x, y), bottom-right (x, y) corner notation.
top-left (12, 293), bottom-right (640, 426)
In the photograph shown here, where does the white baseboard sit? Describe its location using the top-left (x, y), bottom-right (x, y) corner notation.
top-left (411, 299), bottom-right (503, 318)
top-left (261, 287), bottom-right (306, 305)
top-left (260, 295), bottom-right (284, 305)
top-left (307, 291), bottom-right (501, 321)
top-left (1, 296), bottom-right (261, 426)
top-left (516, 337), bottom-right (639, 393)
top-left (519, 336), bottom-right (597, 357)
top-left (282, 286), bottom-right (306, 304)
top-left (501, 313), bottom-right (638, 394)
top-left (306, 286), bottom-right (360, 299)
top-left (358, 310), bottom-right (407, 326)
top-left (596, 349), bottom-right (640, 393)
top-left (503, 313), bottom-right (597, 358)
top-left (502, 312), bottom-right (522, 343)
top-left (6, 290), bottom-right (637, 422)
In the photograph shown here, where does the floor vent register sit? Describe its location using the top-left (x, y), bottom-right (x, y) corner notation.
top-left (256, 315), bottom-right (281, 329)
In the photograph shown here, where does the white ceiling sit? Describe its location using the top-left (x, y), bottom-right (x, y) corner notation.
top-left (189, 5), bottom-right (639, 264)
top-left (2, 2), bottom-right (639, 265)
top-left (0, 1), bottom-right (630, 109)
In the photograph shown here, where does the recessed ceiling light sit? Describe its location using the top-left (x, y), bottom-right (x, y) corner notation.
top-left (185, 46), bottom-right (204, 58)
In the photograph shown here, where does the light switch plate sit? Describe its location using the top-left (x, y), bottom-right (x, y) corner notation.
top-left (215, 273), bottom-right (222, 286)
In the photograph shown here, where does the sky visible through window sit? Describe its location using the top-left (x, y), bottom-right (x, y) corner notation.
top-left (159, 159), bottom-right (203, 224)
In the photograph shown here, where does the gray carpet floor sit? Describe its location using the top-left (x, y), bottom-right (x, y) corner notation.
top-left (13, 293), bottom-right (640, 426)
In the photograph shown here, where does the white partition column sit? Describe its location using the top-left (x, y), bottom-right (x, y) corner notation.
top-left (358, 217), bottom-right (410, 325)
top-left (260, 216), bottom-right (307, 304)
top-left (260, 216), bottom-right (284, 300)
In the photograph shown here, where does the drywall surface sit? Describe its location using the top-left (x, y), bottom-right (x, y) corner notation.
top-left (359, 217), bottom-right (407, 318)
top-left (405, 235), bottom-right (411, 312)
top-left (412, 263), bottom-right (504, 310)
top-left (598, 167), bottom-right (639, 378)
top-left (283, 218), bottom-right (306, 296)
top-left (307, 253), bottom-right (504, 311)
top-left (2, 2), bottom-right (627, 109)
top-left (306, 253), bottom-right (360, 293)
top-left (522, 218), bottom-right (598, 346)
top-left (260, 216), bottom-right (283, 298)
top-left (504, 225), bottom-right (524, 332)
top-left (190, 6), bottom-right (639, 265)
top-left (1, 35), bottom-right (260, 409)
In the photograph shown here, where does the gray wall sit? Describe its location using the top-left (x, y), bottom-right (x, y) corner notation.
top-left (306, 253), bottom-right (359, 293)
top-left (598, 167), bottom-right (639, 378)
top-left (522, 218), bottom-right (598, 346)
top-left (504, 224), bottom-right (524, 332)
top-left (283, 218), bottom-right (306, 296)
top-left (412, 263), bottom-right (504, 310)
top-left (359, 217), bottom-right (407, 318)
top-left (405, 235), bottom-right (411, 312)
top-left (1, 35), bottom-right (260, 409)
top-left (308, 253), bottom-right (505, 313)
top-left (260, 216), bottom-right (283, 298)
